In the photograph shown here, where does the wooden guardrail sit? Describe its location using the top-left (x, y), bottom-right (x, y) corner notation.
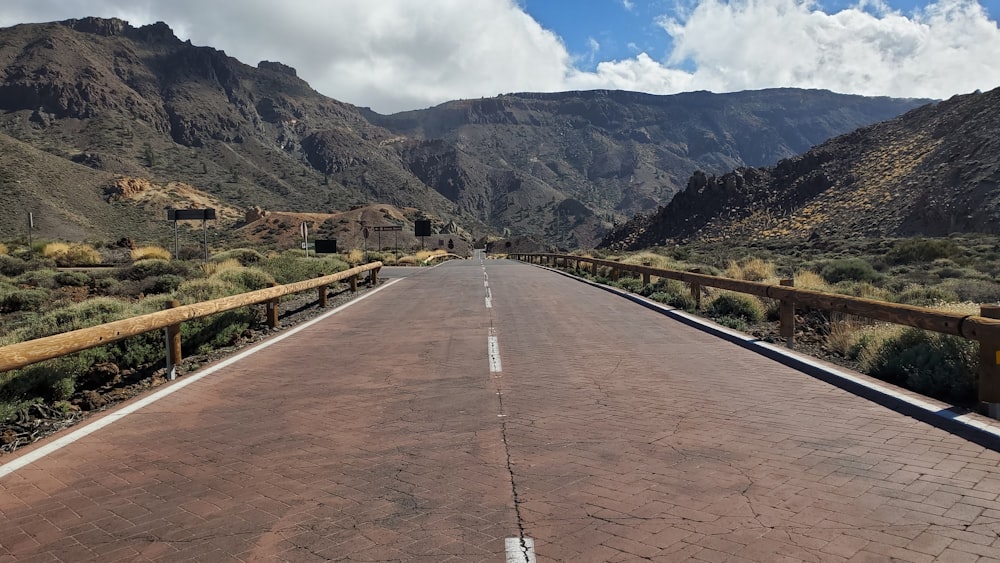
top-left (512, 253), bottom-right (1000, 413)
top-left (0, 262), bottom-right (382, 377)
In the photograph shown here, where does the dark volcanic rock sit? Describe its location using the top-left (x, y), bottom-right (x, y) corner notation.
top-left (601, 87), bottom-right (1000, 250)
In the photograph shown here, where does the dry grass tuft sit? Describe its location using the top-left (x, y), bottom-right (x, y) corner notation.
top-left (793, 270), bottom-right (830, 292)
top-left (131, 245), bottom-right (171, 261)
top-left (201, 258), bottom-right (243, 276)
top-left (0, 242), bottom-right (7, 256)
top-left (346, 249), bottom-right (365, 265)
top-left (42, 242), bottom-right (101, 266)
top-left (725, 257), bottom-right (776, 282)
top-left (622, 252), bottom-right (677, 271)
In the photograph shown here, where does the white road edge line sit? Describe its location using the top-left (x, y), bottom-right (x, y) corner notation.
top-left (0, 278), bottom-right (405, 479)
top-left (505, 537), bottom-right (536, 563)
top-left (485, 297), bottom-right (492, 309)
top-left (488, 334), bottom-right (502, 373)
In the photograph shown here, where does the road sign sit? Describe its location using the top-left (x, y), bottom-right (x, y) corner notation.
top-left (373, 225), bottom-right (403, 232)
top-left (167, 208), bottom-right (216, 221)
top-left (363, 227), bottom-right (370, 239)
top-left (300, 242), bottom-right (315, 249)
top-left (300, 222), bottom-right (308, 238)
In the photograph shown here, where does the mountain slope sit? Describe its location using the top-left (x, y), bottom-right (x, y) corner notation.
top-left (600, 87), bottom-right (1000, 250)
top-left (0, 17), bottom-right (930, 248)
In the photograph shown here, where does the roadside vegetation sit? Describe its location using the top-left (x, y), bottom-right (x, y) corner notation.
top-left (564, 234), bottom-right (1000, 407)
top-left (0, 241), bottom-right (364, 423)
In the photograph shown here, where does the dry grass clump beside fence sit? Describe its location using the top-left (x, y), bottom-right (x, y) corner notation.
top-left (131, 246), bottom-right (171, 261)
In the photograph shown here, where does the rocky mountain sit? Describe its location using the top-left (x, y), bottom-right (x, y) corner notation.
top-left (0, 17), bottom-right (930, 248)
top-left (600, 87), bottom-right (1000, 251)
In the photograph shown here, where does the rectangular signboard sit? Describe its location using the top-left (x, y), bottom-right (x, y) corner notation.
top-left (414, 219), bottom-right (431, 237)
top-left (314, 239), bottom-right (338, 254)
top-left (167, 208), bottom-right (216, 221)
top-left (373, 225), bottom-right (403, 232)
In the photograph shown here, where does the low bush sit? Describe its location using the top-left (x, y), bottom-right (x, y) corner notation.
top-left (0, 242), bottom-right (7, 255)
top-left (173, 278), bottom-right (233, 304)
top-left (892, 284), bottom-right (959, 307)
top-left (706, 292), bottom-right (765, 323)
top-left (262, 253), bottom-right (348, 284)
top-left (212, 248), bottom-right (265, 266)
top-left (0, 287), bottom-right (51, 313)
top-left (211, 267), bottom-right (276, 293)
top-left (139, 274), bottom-right (184, 295)
top-left (14, 269), bottom-right (60, 289)
top-left (131, 245), bottom-right (171, 261)
top-left (860, 328), bottom-right (977, 403)
top-left (887, 238), bottom-right (960, 264)
top-left (54, 271), bottom-right (92, 287)
top-left (939, 279), bottom-right (1000, 304)
top-left (649, 291), bottom-right (696, 311)
top-left (614, 278), bottom-right (644, 293)
top-left (821, 258), bottom-right (880, 284)
top-left (125, 259), bottom-right (192, 281)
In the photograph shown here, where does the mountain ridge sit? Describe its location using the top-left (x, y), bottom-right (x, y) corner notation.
top-left (0, 16), bottom-right (932, 248)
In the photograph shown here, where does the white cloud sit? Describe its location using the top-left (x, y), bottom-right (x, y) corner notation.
top-left (622, 0), bottom-right (636, 11)
top-left (650, 0), bottom-right (1000, 100)
top-left (0, 0), bottom-right (998, 112)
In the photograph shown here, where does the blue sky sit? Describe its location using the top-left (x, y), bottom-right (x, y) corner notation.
top-left (1, 0), bottom-right (998, 113)
top-left (523, 0), bottom-right (968, 71)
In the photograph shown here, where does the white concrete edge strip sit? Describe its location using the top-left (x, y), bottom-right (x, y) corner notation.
top-left (0, 278), bottom-right (405, 479)
top-left (488, 335), bottom-right (502, 373)
top-left (505, 537), bottom-right (536, 563)
top-left (527, 263), bottom-right (1000, 440)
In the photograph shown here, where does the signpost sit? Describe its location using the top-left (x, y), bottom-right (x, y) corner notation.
top-left (166, 208), bottom-right (216, 260)
top-left (373, 225), bottom-right (403, 259)
top-left (300, 222), bottom-right (310, 258)
top-left (27, 212), bottom-right (33, 257)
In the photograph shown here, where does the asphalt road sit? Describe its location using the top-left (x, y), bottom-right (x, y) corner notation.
top-left (2, 258), bottom-right (1000, 562)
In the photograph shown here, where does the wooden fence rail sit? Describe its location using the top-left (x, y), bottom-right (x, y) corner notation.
top-left (512, 253), bottom-right (1000, 415)
top-left (0, 262), bottom-right (382, 376)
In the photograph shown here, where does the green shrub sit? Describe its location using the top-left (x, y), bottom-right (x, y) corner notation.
top-left (706, 292), bottom-right (765, 323)
top-left (939, 279), bottom-right (1000, 303)
top-left (54, 271), bottom-right (92, 287)
top-left (0, 287), bottom-right (51, 313)
top-left (139, 274), bottom-right (184, 295)
top-left (888, 239), bottom-right (960, 264)
top-left (0, 362), bottom-right (76, 402)
top-left (930, 259), bottom-right (966, 279)
top-left (821, 258), bottom-right (880, 284)
top-left (1, 297), bottom-right (142, 344)
top-left (173, 278), bottom-right (233, 304)
top-left (212, 248), bottom-right (265, 266)
top-left (181, 310), bottom-right (258, 355)
top-left (92, 277), bottom-right (121, 293)
top-left (638, 278), bottom-right (685, 298)
top-left (212, 267), bottom-right (276, 293)
top-left (125, 259), bottom-right (193, 281)
top-left (860, 328), bottom-right (977, 402)
top-left (892, 284), bottom-right (959, 307)
top-left (649, 291), bottom-right (696, 310)
top-left (0, 254), bottom-right (42, 277)
top-left (14, 269), bottom-right (60, 289)
top-left (262, 253), bottom-right (349, 284)
top-left (614, 278), bottom-right (644, 293)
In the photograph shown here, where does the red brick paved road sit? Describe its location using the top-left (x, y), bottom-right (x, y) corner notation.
top-left (2, 259), bottom-right (1000, 562)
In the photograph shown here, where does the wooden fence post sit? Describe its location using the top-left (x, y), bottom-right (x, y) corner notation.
top-left (779, 279), bottom-right (795, 349)
top-left (642, 271), bottom-right (651, 286)
top-left (591, 260), bottom-right (598, 276)
top-left (350, 274), bottom-right (358, 293)
top-left (266, 282), bottom-right (279, 329)
top-left (318, 284), bottom-right (328, 308)
top-left (611, 267), bottom-right (620, 281)
top-left (163, 299), bottom-right (181, 381)
top-left (690, 269), bottom-right (702, 310)
top-left (979, 306), bottom-right (1000, 419)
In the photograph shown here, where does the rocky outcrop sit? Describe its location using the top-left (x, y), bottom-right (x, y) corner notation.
top-left (602, 87), bottom-right (1000, 249)
top-left (104, 177), bottom-right (152, 202)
